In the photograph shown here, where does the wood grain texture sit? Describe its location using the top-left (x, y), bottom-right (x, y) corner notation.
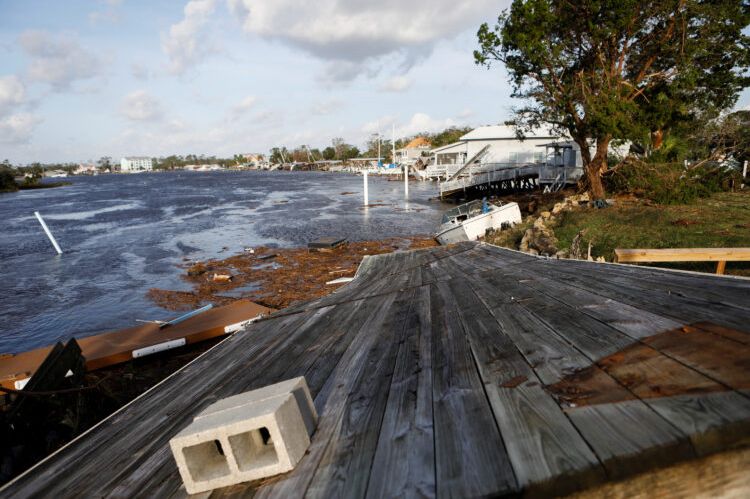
top-left (430, 281), bottom-right (518, 497)
top-left (4, 241), bottom-right (750, 499)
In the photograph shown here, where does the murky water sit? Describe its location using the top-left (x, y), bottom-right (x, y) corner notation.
top-left (0, 170), bottom-right (445, 353)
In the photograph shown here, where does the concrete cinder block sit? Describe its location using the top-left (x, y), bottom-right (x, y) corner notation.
top-left (169, 377), bottom-right (317, 495)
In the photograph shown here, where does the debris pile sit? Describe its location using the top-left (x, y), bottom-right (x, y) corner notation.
top-left (148, 237), bottom-right (438, 311)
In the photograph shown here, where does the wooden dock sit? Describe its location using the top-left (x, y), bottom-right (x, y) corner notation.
top-left (3, 242), bottom-right (750, 497)
top-left (0, 300), bottom-right (274, 391)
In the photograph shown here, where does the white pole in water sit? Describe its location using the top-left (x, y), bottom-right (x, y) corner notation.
top-left (363, 170), bottom-right (369, 206)
top-left (34, 211), bottom-right (62, 255)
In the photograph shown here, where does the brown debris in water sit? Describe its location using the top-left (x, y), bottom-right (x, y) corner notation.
top-left (148, 237), bottom-right (438, 311)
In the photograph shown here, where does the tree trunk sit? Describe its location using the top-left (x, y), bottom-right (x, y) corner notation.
top-left (575, 136), bottom-right (610, 200)
top-left (651, 129), bottom-right (664, 150)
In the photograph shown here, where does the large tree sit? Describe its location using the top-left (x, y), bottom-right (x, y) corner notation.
top-left (475, 0), bottom-right (750, 198)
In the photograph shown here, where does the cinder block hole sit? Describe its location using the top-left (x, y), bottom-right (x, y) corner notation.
top-left (229, 427), bottom-right (279, 472)
top-left (183, 439), bottom-right (231, 483)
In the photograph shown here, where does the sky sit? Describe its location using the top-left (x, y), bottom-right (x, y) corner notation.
top-left (0, 0), bottom-right (521, 164)
top-left (2, 1), bottom-right (750, 165)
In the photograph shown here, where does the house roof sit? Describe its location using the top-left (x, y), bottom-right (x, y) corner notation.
top-left (460, 125), bottom-right (557, 141)
top-left (431, 141), bottom-right (466, 154)
top-left (404, 137), bottom-right (432, 149)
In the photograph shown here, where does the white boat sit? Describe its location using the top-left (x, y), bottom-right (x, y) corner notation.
top-left (435, 200), bottom-right (522, 245)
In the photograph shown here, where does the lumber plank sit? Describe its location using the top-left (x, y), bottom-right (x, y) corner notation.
top-left (466, 271), bottom-right (697, 480)
top-left (366, 286), bottom-right (436, 499)
top-left (256, 292), bottom-right (404, 498)
top-left (614, 247), bottom-right (750, 263)
top-left (642, 325), bottom-right (750, 392)
top-left (447, 278), bottom-right (605, 496)
top-left (519, 258), bottom-right (750, 331)
top-left (430, 281), bottom-right (518, 497)
top-left (564, 401), bottom-right (693, 480)
top-left (303, 289), bottom-right (416, 498)
top-left (646, 392), bottom-right (750, 455)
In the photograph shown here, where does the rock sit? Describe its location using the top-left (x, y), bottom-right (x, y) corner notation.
top-left (555, 250), bottom-right (569, 259)
top-left (580, 192), bottom-right (590, 202)
top-left (551, 202), bottom-right (565, 215)
top-left (540, 211), bottom-right (551, 220)
top-left (596, 256), bottom-right (606, 262)
top-left (520, 224), bottom-right (559, 257)
top-left (526, 248), bottom-right (539, 256)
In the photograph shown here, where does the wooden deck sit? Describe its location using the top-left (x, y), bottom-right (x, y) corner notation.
top-left (3, 242), bottom-right (750, 497)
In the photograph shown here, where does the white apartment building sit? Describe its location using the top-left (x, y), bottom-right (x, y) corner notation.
top-left (120, 156), bottom-right (153, 172)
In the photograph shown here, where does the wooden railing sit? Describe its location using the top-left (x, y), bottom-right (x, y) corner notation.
top-left (613, 248), bottom-right (750, 275)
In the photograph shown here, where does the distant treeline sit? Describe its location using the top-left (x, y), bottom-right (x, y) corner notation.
top-left (1, 126), bottom-right (476, 183)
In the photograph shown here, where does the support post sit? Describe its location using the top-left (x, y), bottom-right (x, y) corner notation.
top-left (716, 261), bottom-right (726, 275)
top-left (404, 163), bottom-right (409, 197)
top-left (363, 170), bottom-right (369, 206)
top-left (34, 211), bottom-right (62, 255)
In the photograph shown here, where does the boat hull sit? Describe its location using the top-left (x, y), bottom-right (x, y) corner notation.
top-left (435, 203), bottom-right (522, 245)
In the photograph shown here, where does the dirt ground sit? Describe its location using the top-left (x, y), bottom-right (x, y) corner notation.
top-left (148, 237), bottom-right (439, 312)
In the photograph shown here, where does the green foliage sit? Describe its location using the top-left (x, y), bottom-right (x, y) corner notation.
top-left (475, 0), bottom-right (750, 194)
top-left (0, 165), bottom-right (18, 192)
top-left (604, 160), bottom-right (742, 204)
top-left (424, 126), bottom-right (473, 148)
top-left (321, 147), bottom-right (336, 160)
top-left (553, 191), bottom-right (750, 274)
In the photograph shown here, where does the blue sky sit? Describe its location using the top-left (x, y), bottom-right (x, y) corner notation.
top-left (2, 1), bottom-right (749, 164)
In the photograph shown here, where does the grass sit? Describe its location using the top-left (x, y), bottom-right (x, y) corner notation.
top-left (553, 190), bottom-right (750, 276)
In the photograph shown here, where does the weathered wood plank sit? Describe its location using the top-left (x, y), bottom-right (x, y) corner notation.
top-left (366, 286), bottom-right (435, 499)
top-left (642, 325), bottom-right (750, 392)
top-left (564, 401), bottom-right (693, 480)
top-left (256, 292), bottom-right (403, 499)
top-left (430, 281), bottom-right (518, 497)
top-left (647, 392), bottom-right (750, 456)
top-left (465, 271), bottom-right (697, 480)
top-left (303, 289), bottom-right (416, 498)
top-left (446, 278), bottom-right (605, 496)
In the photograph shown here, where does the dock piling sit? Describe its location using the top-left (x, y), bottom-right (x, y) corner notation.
top-left (363, 170), bottom-right (369, 206)
top-left (34, 211), bottom-right (62, 255)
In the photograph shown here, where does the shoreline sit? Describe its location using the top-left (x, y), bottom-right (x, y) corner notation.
top-left (148, 236), bottom-right (439, 311)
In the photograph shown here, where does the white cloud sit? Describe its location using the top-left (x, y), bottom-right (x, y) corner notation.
top-left (162, 0), bottom-right (218, 74)
top-left (0, 113), bottom-right (41, 144)
top-left (130, 63), bottom-right (151, 81)
top-left (379, 76), bottom-right (412, 93)
top-left (362, 112), bottom-right (457, 138)
top-left (310, 99), bottom-right (343, 115)
top-left (229, 0), bottom-right (501, 80)
top-left (0, 76), bottom-right (26, 115)
top-left (121, 90), bottom-right (163, 121)
top-left (19, 31), bottom-right (101, 90)
top-left (234, 95), bottom-right (258, 112)
top-left (228, 95), bottom-right (258, 121)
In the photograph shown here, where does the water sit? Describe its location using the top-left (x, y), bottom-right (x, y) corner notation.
top-left (0, 170), bottom-right (445, 353)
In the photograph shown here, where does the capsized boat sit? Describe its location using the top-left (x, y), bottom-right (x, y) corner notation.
top-left (435, 199), bottom-right (522, 245)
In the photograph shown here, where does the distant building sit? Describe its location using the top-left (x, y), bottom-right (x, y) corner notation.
top-left (120, 156), bottom-right (153, 173)
top-left (75, 163), bottom-right (97, 175)
top-left (430, 125), bottom-right (560, 167)
top-left (395, 137), bottom-right (432, 165)
top-left (184, 164), bottom-right (222, 171)
top-left (43, 169), bottom-right (68, 178)
top-left (242, 153), bottom-right (266, 169)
